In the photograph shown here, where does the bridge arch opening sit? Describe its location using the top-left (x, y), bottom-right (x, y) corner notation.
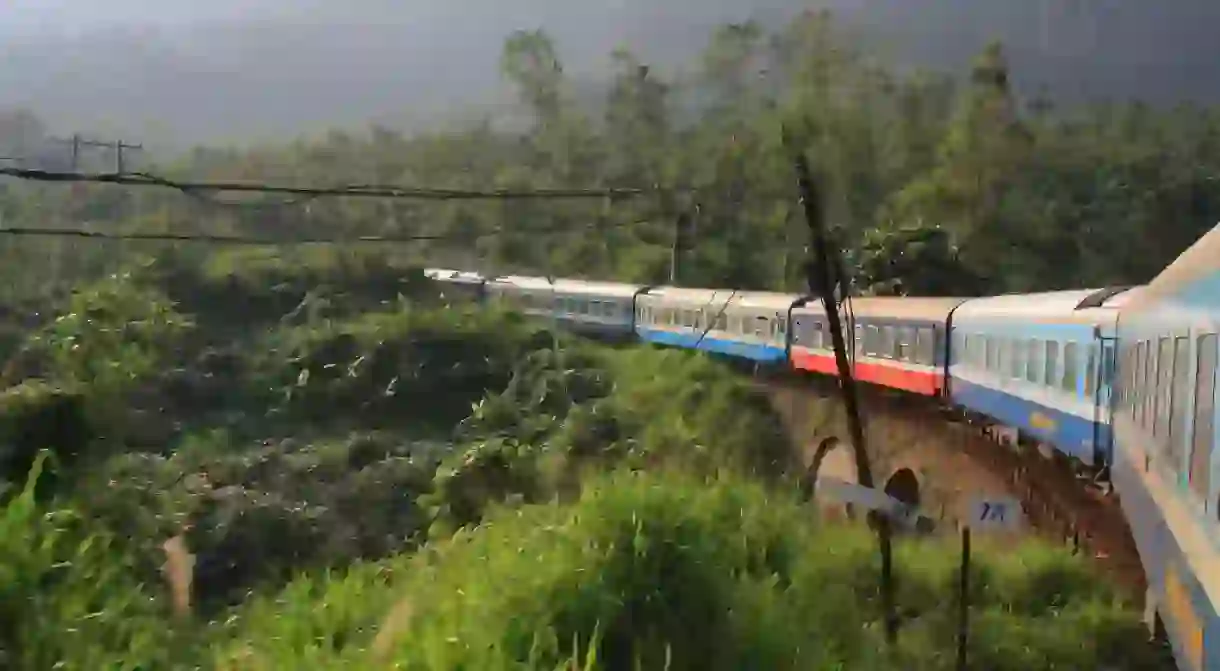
top-left (884, 467), bottom-right (922, 509)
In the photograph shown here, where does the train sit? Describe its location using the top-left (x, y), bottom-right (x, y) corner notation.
top-left (425, 220), bottom-right (1220, 671)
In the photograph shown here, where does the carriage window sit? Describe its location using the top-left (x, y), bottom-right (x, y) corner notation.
top-left (714, 312), bottom-right (728, 331)
top-left (1122, 342), bottom-right (1130, 412)
top-left (1085, 345), bottom-right (1098, 398)
top-left (1190, 334), bottom-right (1216, 505)
top-left (879, 327), bottom-right (893, 358)
top-left (1137, 344), bottom-right (1146, 429)
top-left (753, 316), bottom-right (768, 337)
top-left (1128, 345), bottom-right (1138, 409)
top-left (895, 327), bottom-right (910, 360)
top-left (1062, 342), bottom-right (1079, 394)
top-left (1044, 341), bottom-right (1059, 387)
top-left (1027, 339), bottom-right (1044, 384)
top-left (1170, 337), bottom-right (1192, 468)
top-left (777, 317), bottom-right (787, 338)
top-left (1011, 339), bottom-right (1026, 380)
top-left (916, 328), bottom-right (935, 365)
top-left (1155, 337), bottom-right (1173, 440)
top-left (863, 325), bottom-right (876, 356)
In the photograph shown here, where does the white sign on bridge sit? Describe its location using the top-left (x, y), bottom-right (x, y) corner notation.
top-left (966, 497), bottom-right (1024, 532)
top-left (817, 476), bottom-right (920, 529)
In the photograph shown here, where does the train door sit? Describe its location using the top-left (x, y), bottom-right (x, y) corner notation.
top-left (1093, 335), bottom-right (1117, 466)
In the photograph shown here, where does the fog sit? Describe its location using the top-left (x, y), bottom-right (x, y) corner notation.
top-left (2, 0), bottom-right (1218, 151)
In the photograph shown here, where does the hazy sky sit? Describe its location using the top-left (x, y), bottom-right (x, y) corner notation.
top-left (1, 0), bottom-right (1217, 150)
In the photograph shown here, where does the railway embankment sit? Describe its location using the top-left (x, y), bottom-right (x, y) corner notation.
top-left (760, 369), bottom-right (1149, 599)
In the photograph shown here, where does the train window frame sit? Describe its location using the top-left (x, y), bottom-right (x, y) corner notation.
top-left (753, 315), bottom-right (768, 338)
top-left (1154, 337), bottom-right (1173, 441)
top-left (895, 326), bottom-right (911, 361)
top-left (1143, 340), bottom-right (1155, 428)
top-left (1027, 339), bottom-right (1043, 384)
top-left (1189, 333), bottom-right (1216, 507)
top-left (1170, 336), bottom-right (1192, 470)
top-left (1134, 341), bottom-right (1145, 422)
top-left (1062, 341), bottom-right (1079, 394)
top-left (1084, 345), bottom-right (1098, 399)
top-left (1043, 340), bottom-right (1059, 389)
top-left (1010, 338), bottom-right (1025, 380)
top-left (916, 328), bottom-right (935, 365)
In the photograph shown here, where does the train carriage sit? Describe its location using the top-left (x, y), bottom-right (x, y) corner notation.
top-left (1112, 222), bottom-right (1220, 671)
top-left (790, 297), bottom-right (965, 396)
top-left (948, 287), bottom-right (1135, 466)
top-left (485, 275), bottom-right (644, 340)
top-left (634, 286), bottom-right (801, 363)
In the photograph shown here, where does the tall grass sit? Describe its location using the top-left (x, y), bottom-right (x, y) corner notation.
top-left (219, 469), bottom-right (1168, 670)
top-left (0, 453), bottom-right (192, 670)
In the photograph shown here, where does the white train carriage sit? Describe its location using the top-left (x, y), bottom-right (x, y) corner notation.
top-left (949, 287), bottom-right (1137, 465)
top-left (486, 275), bottom-right (644, 339)
top-left (635, 286), bottom-right (800, 363)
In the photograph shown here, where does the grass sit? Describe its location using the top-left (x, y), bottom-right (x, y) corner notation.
top-left (0, 251), bottom-right (1175, 670)
top-left (216, 469), bottom-right (1167, 671)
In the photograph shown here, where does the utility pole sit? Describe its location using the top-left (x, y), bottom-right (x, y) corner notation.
top-left (48, 134), bottom-right (143, 174)
top-left (785, 129), bottom-right (898, 646)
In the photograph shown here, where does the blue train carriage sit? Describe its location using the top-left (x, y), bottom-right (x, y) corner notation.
top-left (485, 275), bottom-right (644, 340)
top-left (634, 286), bottom-right (801, 363)
top-left (948, 287), bottom-right (1136, 468)
top-left (1112, 222), bottom-right (1220, 671)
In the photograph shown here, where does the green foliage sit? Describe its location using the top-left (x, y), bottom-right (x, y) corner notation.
top-left (423, 344), bottom-right (795, 534)
top-left (220, 470), bottom-right (1166, 670)
top-left (252, 303), bottom-right (545, 434)
top-left (0, 380), bottom-right (90, 488)
top-left (0, 454), bottom-right (189, 670)
top-left (23, 271), bottom-right (192, 393)
top-left (0, 11), bottom-right (1192, 669)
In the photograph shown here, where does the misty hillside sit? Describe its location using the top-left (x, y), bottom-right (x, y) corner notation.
top-left (1, 0), bottom-right (1218, 150)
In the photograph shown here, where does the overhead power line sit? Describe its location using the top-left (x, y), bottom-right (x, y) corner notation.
top-left (0, 167), bottom-right (667, 201)
top-left (0, 217), bottom-right (661, 247)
